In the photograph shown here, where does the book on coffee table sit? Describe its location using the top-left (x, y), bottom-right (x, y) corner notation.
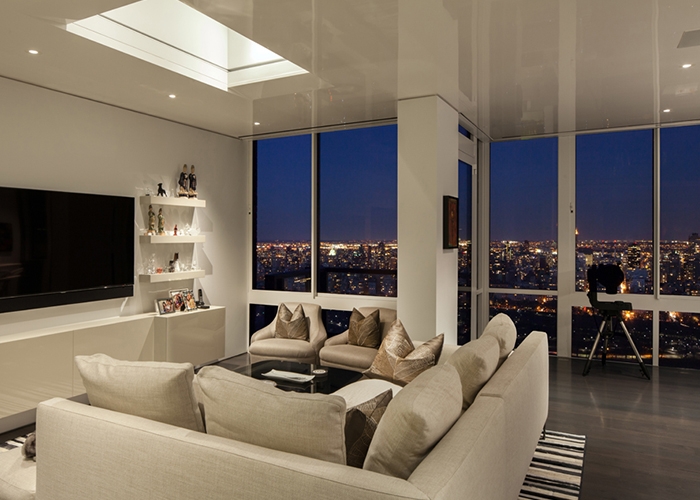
top-left (262, 369), bottom-right (315, 383)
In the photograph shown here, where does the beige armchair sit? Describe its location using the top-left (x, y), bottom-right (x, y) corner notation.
top-left (319, 307), bottom-right (397, 372)
top-left (248, 303), bottom-right (327, 365)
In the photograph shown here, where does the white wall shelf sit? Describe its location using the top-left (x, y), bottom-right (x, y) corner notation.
top-left (140, 235), bottom-right (205, 244)
top-left (139, 270), bottom-right (205, 283)
top-left (141, 195), bottom-right (206, 208)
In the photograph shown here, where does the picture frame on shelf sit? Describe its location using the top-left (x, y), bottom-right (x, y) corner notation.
top-left (170, 290), bottom-right (186, 312)
top-left (156, 298), bottom-right (175, 315)
top-left (185, 290), bottom-right (197, 311)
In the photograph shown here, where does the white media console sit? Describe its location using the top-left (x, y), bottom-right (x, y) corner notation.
top-left (0, 306), bottom-right (224, 434)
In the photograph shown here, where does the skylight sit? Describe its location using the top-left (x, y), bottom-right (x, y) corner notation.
top-left (66, 0), bottom-right (307, 91)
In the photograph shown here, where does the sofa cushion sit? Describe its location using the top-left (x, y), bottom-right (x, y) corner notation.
top-left (446, 335), bottom-right (500, 409)
top-left (348, 308), bottom-right (381, 348)
top-left (363, 363), bottom-right (462, 479)
top-left (0, 448), bottom-right (35, 500)
top-left (275, 303), bottom-right (309, 340)
top-left (195, 366), bottom-right (347, 464)
top-left (482, 313), bottom-right (517, 365)
top-left (74, 353), bottom-right (204, 432)
top-left (345, 389), bottom-right (393, 468)
top-left (248, 338), bottom-right (317, 359)
top-left (364, 319), bottom-right (444, 386)
top-left (320, 344), bottom-right (378, 370)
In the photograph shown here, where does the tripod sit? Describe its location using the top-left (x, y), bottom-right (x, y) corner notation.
top-left (582, 304), bottom-right (651, 379)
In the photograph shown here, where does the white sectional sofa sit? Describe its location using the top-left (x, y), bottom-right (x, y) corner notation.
top-left (0, 324), bottom-right (549, 500)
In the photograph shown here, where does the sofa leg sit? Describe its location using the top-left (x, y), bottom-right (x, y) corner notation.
top-left (541, 425), bottom-right (547, 441)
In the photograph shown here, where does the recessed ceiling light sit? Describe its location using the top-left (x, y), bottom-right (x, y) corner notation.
top-left (254, 122), bottom-right (260, 126)
top-left (683, 63), bottom-right (693, 69)
top-left (168, 94), bottom-right (176, 99)
top-left (663, 108), bottom-right (671, 113)
top-left (28, 49), bottom-right (39, 55)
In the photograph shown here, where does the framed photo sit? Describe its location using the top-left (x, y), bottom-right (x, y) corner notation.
top-left (443, 195), bottom-right (459, 249)
top-left (184, 290), bottom-right (197, 311)
top-left (170, 289), bottom-right (190, 312)
top-left (156, 298), bottom-right (175, 315)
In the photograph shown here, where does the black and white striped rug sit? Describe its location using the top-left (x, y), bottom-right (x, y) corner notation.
top-left (0, 434), bottom-right (27, 453)
top-left (3, 430), bottom-right (585, 499)
top-left (519, 430), bottom-right (586, 500)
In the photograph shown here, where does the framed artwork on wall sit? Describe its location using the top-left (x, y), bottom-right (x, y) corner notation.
top-left (443, 195), bottom-right (458, 249)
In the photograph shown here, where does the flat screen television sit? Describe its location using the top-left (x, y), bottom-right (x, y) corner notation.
top-left (0, 186), bottom-right (134, 313)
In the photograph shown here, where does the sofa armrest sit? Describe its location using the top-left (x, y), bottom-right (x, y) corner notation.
top-left (324, 331), bottom-right (349, 347)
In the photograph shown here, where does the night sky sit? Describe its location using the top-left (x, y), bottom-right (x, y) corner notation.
top-left (257, 124), bottom-right (700, 243)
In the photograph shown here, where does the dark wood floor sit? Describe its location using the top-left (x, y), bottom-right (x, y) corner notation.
top-left (548, 357), bottom-right (700, 499)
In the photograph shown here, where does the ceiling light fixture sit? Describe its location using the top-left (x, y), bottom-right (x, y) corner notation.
top-left (663, 108), bottom-right (671, 113)
top-left (254, 122), bottom-right (260, 126)
top-left (168, 94), bottom-right (176, 99)
top-left (683, 63), bottom-right (693, 69)
top-left (28, 49), bottom-right (39, 55)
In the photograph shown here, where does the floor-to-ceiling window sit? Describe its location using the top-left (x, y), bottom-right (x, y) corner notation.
top-left (458, 159), bottom-right (473, 345)
top-left (572, 130), bottom-right (653, 363)
top-left (317, 125), bottom-right (397, 297)
top-left (659, 125), bottom-right (700, 368)
top-left (489, 138), bottom-right (558, 351)
top-left (253, 135), bottom-right (312, 292)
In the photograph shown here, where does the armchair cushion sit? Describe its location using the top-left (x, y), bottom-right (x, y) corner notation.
top-left (364, 320), bottom-right (444, 386)
top-left (320, 344), bottom-right (378, 371)
top-left (348, 308), bottom-right (381, 348)
top-left (248, 338), bottom-right (317, 360)
top-left (275, 303), bottom-right (309, 341)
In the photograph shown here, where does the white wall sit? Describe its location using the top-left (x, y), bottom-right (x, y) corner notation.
top-left (0, 76), bottom-right (248, 356)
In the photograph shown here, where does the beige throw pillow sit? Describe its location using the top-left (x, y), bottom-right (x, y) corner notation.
top-left (74, 353), bottom-right (204, 432)
top-left (363, 363), bottom-right (462, 479)
top-left (345, 389), bottom-right (392, 468)
top-left (364, 319), bottom-right (444, 386)
top-left (195, 366), bottom-right (347, 464)
top-left (482, 313), bottom-right (517, 365)
top-left (446, 335), bottom-right (500, 409)
top-left (275, 303), bottom-right (309, 340)
top-left (348, 308), bottom-right (381, 348)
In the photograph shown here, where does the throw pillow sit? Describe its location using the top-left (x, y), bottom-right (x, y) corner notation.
top-left (348, 308), bottom-right (381, 348)
top-left (363, 363), bottom-right (462, 479)
top-left (446, 335), bottom-right (500, 409)
top-left (74, 353), bottom-right (204, 432)
top-left (364, 319), bottom-right (444, 386)
top-left (274, 303), bottom-right (309, 340)
top-left (195, 366), bottom-right (347, 464)
top-left (482, 313), bottom-right (517, 365)
top-left (345, 389), bottom-right (392, 468)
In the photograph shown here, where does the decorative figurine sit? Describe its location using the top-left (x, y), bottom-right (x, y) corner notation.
top-left (157, 208), bottom-right (165, 235)
top-left (147, 205), bottom-right (156, 235)
top-left (188, 165), bottom-right (197, 198)
top-left (157, 183), bottom-right (167, 197)
top-left (178, 164), bottom-right (189, 197)
top-left (173, 224), bottom-right (178, 236)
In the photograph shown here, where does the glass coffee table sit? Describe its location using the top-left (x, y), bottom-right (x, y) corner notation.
top-left (198, 356), bottom-right (363, 394)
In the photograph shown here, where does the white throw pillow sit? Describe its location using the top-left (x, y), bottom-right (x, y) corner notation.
top-left (195, 366), bottom-right (347, 464)
top-left (482, 313), bottom-right (517, 364)
top-left (363, 363), bottom-right (462, 479)
top-left (446, 335), bottom-right (500, 409)
top-left (74, 353), bottom-right (204, 432)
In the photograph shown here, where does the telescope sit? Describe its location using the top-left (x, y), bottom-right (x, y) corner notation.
top-left (582, 264), bottom-right (650, 379)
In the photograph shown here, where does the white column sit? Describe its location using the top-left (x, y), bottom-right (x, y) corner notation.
top-left (397, 95), bottom-right (459, 343)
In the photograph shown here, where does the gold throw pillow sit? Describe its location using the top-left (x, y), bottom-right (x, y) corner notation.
top-left (364, 319), bottom-right (444, 386)
top-left (275, 304), bottom-right (309, 340)
top-left (345, 389), bottom-right (393, 468)
top-left (348, 308), bottom-right (381, 348)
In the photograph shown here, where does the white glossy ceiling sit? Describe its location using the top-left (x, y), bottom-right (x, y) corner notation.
top-left (2, 0), bottom-right (700, 141)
